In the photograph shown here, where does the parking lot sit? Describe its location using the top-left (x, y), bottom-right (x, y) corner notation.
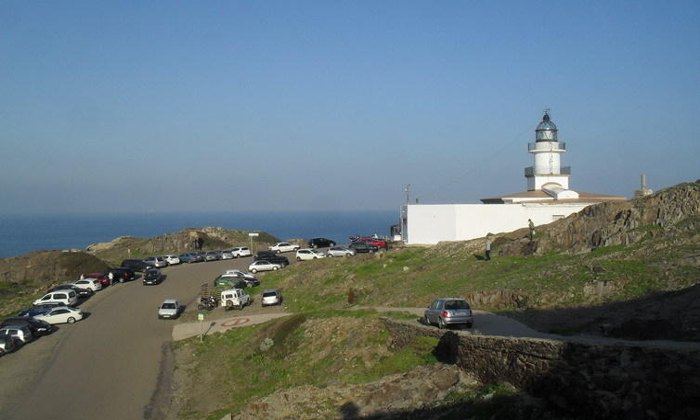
top-left (0, 253), bottom-right (287, 420)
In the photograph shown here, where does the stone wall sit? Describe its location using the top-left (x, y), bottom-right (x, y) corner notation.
top-left (382, 319), bottom-right (700, 419)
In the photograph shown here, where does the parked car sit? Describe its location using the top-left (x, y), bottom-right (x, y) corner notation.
top-left (106, 267), bottom-right (136, 283)
top-left (163, 255), bottom-right (181, 265)
top-left (120, 259), bottom-right (154, 272)
top-left (221, 270), bottom-right (260, 287)
top-left (82, 272), bottom-right (111, 287)
top-left (143, 256), bottom-right (168, 268)
top-left (0, 335), bottom-right (22, 355)
top-left (351, 236), bottom-right (388, 250)
top-left (34, 306), bottom-right (85, 324)
top-left (33, 289), bottom-right (78, 307)
top-left (254, 251), bottom-right (290, 267)
top-left (424, 298), bottom-right (474, 329)
top-left (348, 241), bottom-right (380, 254)
top-left (205, 250), bottom-right (221, 262)
top-left (1, 317), bottom-right (53, 336)
top-left (179, 252), bottom-right (204, 263)
top-left (308, 238), bottom-right (336, 248)
top-left (231, 248), bottom-right (246, 259)
top-left (214, 275), bottom-right (247, 289)
top-left (261, 289), bottom-right (282, 306)
top-left (248, 260), bottom-right (282, 274)
top-left (142, 268), bottom-right (163, 285)
top-left (16, 307), bottom-right (51, 318)
top-left (220, 250), bottom-right (234, 260)
top-left (220, 288), bottom-right (251, 310)
top-left (269, 242), bottom-right (300, 253)
top-left (157, 299), bottom-right (181, 319)
top-left (296, 248), bottom-right (326, 261)
top-left (73, 278), bottom-right (103, 292)
top-left (230, 247), bottom-right (252, 258)
top-left (326, 246), bottom-right (356, 257)
top-left (0, 325), bottom-right (34, 344)
top-left (48, 284), bottom-right (93, 298)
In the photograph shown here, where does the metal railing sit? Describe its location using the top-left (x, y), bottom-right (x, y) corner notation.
top-left (524, 166), bottom-right (571, 176)
top-left (528, 142), bottom-right (566, 152)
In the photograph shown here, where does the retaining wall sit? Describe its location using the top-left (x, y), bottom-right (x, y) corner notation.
top-left (382, 319), bottom-right (700, 419)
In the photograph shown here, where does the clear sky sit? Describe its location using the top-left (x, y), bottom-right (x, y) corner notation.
top-left (1, 1), bottom-right (698, 213)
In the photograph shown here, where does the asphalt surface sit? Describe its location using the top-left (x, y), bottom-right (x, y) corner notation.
top-left (0, 255), bottom-right (263, 420)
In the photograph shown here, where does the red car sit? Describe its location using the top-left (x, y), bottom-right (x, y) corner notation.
top-left (351, 237), bottom-right (388, 250)
top-left (84, 272), bottom-right (111, 287)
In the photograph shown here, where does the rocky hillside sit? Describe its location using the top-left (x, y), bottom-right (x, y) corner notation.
top-left (0, 250), bottom-right (110, 315)
top-left (87, 227), bottom-right (279, 265)
top-left (497, 181), bottom-right (700, 256)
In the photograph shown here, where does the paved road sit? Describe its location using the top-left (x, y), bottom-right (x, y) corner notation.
top-left (0, 255), bottom-right (261, 420)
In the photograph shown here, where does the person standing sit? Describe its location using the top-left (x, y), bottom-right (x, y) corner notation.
top-left (485, 236), bottom-right (492, 261)
top-left (528, 219), bottom-right (536, 242)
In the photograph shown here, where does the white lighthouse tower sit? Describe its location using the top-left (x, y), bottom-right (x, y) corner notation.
top-left (524, 111), bottom-right (579, 199)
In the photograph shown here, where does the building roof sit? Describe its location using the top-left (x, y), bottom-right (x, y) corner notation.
top-left (481, 190), bottom-right (627, 204)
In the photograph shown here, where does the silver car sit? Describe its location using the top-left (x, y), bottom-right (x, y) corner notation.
top-left (261, 289), bottom-right (282, 306)
top-left (424, 298), bottom-right (473, 329)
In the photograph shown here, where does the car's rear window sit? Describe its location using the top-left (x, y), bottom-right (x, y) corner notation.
top-left (445, 300), bottom-right (469, 310)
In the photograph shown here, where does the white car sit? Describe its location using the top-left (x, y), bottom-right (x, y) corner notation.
top-left (296, 248), bottom-right (326, 261)
top-left (326, 246), bottom-right (356, 257)
top-left (248, 260), bottom-right (282, 274)
top-left (163, 255), bottom-right (181, 265)
top-left (73, 278), bottom-right (103, 292)
top-left (157, 299), bottom-right (181, 319)
top-left (34, 306), bottom-right (84, 324)
top-left (230, 247), bottom-right (252, 258)
top-left (269, 242), bottom-right (300, 253)
top-left (33, 289), bottom-right (78, 307)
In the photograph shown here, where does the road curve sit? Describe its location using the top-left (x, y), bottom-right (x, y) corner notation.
top-left (0, 256), bottom-right (255, 420)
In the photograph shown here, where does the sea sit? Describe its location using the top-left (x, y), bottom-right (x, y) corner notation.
top-left (0, 210), bottom-right (399, 258)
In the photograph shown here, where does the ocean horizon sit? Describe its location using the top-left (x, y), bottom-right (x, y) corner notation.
top-left (0, 210), bottom-right (399, 258)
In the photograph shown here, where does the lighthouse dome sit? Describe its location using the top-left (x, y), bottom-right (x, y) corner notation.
top-left (535, 112), bottom-right (558, 142)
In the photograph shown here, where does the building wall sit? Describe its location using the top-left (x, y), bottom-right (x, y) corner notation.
top-left (405, 202), bottom-right (591, 244)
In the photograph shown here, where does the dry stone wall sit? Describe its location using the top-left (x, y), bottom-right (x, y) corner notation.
top-left (383, 319), bottom-right (700, 419)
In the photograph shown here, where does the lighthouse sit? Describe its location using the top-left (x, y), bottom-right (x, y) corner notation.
top-left (525, 111), bottom-right (573, 193)
top-left (521, 111), bottom-right (579, 200)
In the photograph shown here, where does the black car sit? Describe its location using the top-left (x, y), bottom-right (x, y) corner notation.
top-left (308, 238), bottom-right (336, 248)
top-left (348, 241), bottom-right (380, 253)
top-left (48, 284), bottom-right (93, 299)
top-left (142, 268), bottom-right (163, 285)
top-left (121, 259), bottom-right (154, 272)
top-left (254, 251), bottom-right (290, 267)
top-left (1, 317), bottom-right (54, 336)
top-left (107, 267), bottom-right (136, 283)
top-left (0, 335), bottom-right (22, 355)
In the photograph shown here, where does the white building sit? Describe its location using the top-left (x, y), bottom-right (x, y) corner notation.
top-left (401, 111), bottom-right (626, 245)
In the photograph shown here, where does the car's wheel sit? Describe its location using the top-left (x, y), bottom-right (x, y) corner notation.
top-left (327, 254), bottom-right (333, 257)
top-left (465, 322), bottom-right (473, 329)
top-left (250, 269), bottom-right (257, 273)
top-left (296, 257), bottom-right (301, 261)
top-left (424, 315), bottom-right (431, 326)
top-left (273, 266), bottom-right (279, 271)
top-left (67, 317), bottom-right (76, 324)
top-left (312, 244), bottom-right (317, 248)
top-left (438, 317), bottom-right (445, 329)
top-left (330, 242), bottom-right (336, 247)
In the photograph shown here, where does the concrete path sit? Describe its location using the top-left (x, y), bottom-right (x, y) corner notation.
top-left (172, 312), bottom-right (292, 340)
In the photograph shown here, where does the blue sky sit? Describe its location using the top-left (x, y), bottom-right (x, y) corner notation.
top-left (1, 1), bottom-right (698, 213)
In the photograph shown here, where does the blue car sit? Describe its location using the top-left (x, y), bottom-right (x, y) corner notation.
top-left (17, 307), bottom-right (51, 317)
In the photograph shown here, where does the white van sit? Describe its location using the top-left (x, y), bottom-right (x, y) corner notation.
top-left (220, 288), bottom-right (251, 310)
top-left (33, 289), bottom-right (78, 307)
